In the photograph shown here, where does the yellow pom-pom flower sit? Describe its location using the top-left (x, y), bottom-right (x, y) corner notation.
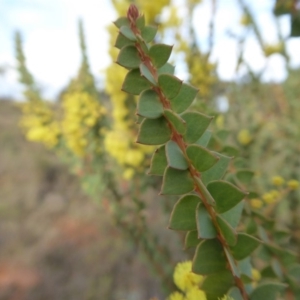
top-left (250, 198), bottom-right (263, 209)
top-left (237, 129), bottom-right (252, 146)
top-left (173, 261), bottom-right (204, 292)
top-left (251, 268), bottom-right (261, 282)
top-left (20, 100), bottom-right (60, 148)
top-left (271, 176), bottom-right (285, 186)
top-left (185, 287), bottom-right (207, 300)
top-left (262, 192), bottom-right (276, 204)
top-left (287, 180), bottom-right (299, 190)
top-left (168, 291), bottom-right (185, 300)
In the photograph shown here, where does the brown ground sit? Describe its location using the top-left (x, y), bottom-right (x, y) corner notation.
top-left (0, 99), bottom-right (164, 300)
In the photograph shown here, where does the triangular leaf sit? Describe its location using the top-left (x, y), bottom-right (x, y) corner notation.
top-left (236, 170), bottom-right (255, 185)
top-left (222, 145), bottom-right (240, 157)
top-left (115, 32), bottom-right (134, 49)
top-left (220, 201), bottom-right (244, 228)
top-left (113, 17), bottom-right (129, 28)
top-left (165, 140), bottom-right (188, 170)
top-left (137, 89), bottom-right (163, 119)
top-left (170, 83), bottom-right (199, 113)
top-left (117, 45), bottom-right (141, 69)
top-left (227, 287), bottom-right (243, 300)
top-left (161, 167), bottom-right (194, 195)
top-left (169, 194), bottom-right (200, 230)
top-left (230, 233), bottom-right (261, 260)
top-left (149, 44), bottom-right (173, 68)
top-left (201, 271), bottom-right (234, 300)
top-left (250, 282), bottom-right (287, 300)
top-left (137, 117), bottom-right (171, 145)
top-left (181, 112), bottom-right (213, 144)
top-left (224, 247), bottom-right (240, 277)
top-left (164, 109), bottom-right (186, 134)
top-left (265, 244), bottom-right (298, 267)
top-left (186, 144), bottom-right (219, 172)
top-left (216, 129), bottom-right (230, 142)
top-left (192, 239), bottom-right (227, 275)
top-left (119, 25), bottom-right (137, 41)
top-left (207, 180), bottom-right (247, 213)
top-left (158, 74), bottom-right (182, 99)
top-left (136, 15), bottom-right (145, 30)
top-left (238, 257), bottom-right (253, 279)
top-left (140, 63), bottom-right (156, 85)
top-left (122, 68), bottom-right (151, 95)
top-left (148, 145), bottom-right (167, 176)
top-left (141, 25), bottom-right (157, 42)
top-left (288, 264), bottom-right (300, 282)
top-left (185, 230), bottom-right (201, 249)
top-left (157, 63), bottom-right (175, 75)
top-left (196, 130), bottom-right (212, 147)
top-left (217, 215), bottom-right (237, 246)
top-left (196, 203), bottom-right (217, 239)
top-left (201, 153), bottom-right (231, 185)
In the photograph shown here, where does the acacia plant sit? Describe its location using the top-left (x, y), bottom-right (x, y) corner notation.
top-left (113, 4), bottom-right (300, 299)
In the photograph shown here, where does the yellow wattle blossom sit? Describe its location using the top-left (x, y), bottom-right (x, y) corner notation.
top-left (215, 114), bottom-right (224, 129)
top-left (251, 268), bottom-right (261, 288)
top-left (251, 268), bottom-right (261, 282)
top-left (187, 53), bottom-right (216, 99)
top-left (237, 129), bottom-right (252, 145)
top-left (185, 287), bottom-right (206, 300)
top-left (61, 91), bottom-right (105, 157)
top-left (188, 0), bottom-right (202, 5)
top-left (287, 179), bottom-right (299, 190)
top-left (136, 0), bottom-right (170, 23)
top-left (270, 189), bottom-right (280, 199)
top-left (262, 192), bottom-right (276, 204)
top-left (271, 176), bottom-right (285, 186)
top-left (20, 100), bottom-right (60, 148)
top-left (250, 198), bottom-right (263, 209)
top-left (168, 292), bottom-right (185, 300)
top-left (173, 261), bottom-right (204, 292)
top-left (168, 261), bottom-right (207, 300)
top-left (123, 168), bottom-right (135, 180)
top-left (240, 14), bottom-right (252, 26)
top-left (263, 43), bottom-right (284, 57)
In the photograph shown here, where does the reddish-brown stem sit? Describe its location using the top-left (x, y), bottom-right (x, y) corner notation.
top-left (126, 6), bottom-right (249, 299)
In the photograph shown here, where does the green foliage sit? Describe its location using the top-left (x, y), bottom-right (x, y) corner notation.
top-left (113, 5), bottom-right (300, 299)
top-left (15, 1), bottom-right (300, 298)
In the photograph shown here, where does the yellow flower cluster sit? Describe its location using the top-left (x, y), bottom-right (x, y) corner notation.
top-left (20, 100), bottom-right (60, 148)
top-left (271, 176), bottom-right (285, 186)
top-left (187, 53), bottom-right (216, 99)
top-left (287, 179), bottom-right (299, 190)
top-left (61, 91), bottom-right (106, 156)
top-left (251, 268), bottom-right (261, 282)
top-left (239, 14), bottom-right (252, 27)
top-left (237, 129), bottom-right (252, 146)
top-left (271, 176), bottom-right (299, 190)
top-left (168, 261), bottom-right (206, 300)
top-left (136, 0), bottom-right (170, 23)
top-left (250, 176), bottom-right (299, 209)
top-left (263, 43), bottom-right (284, 57)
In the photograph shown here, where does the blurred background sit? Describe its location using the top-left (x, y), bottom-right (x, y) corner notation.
top-left (0, 0), bottom-right (300, 299)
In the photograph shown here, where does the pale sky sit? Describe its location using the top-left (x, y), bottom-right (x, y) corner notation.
top-left (0, 0), bottom-right (300, 100)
